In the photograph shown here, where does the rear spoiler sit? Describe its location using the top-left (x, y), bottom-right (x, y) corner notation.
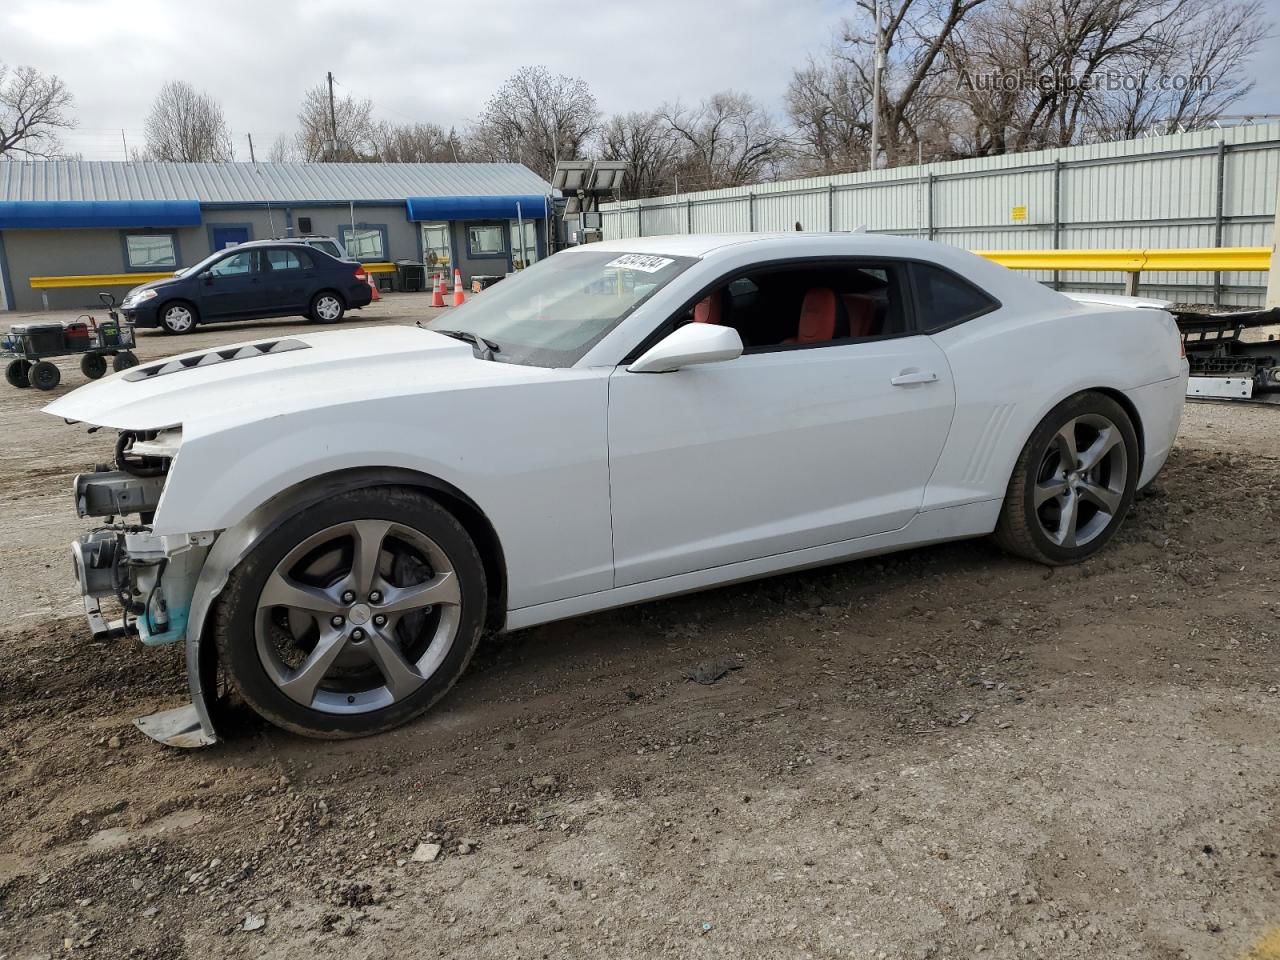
top-left (1063, 292), bottom-right (1173, 310)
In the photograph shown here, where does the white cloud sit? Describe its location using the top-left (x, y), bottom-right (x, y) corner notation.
top-left (1, 0), bottom-right (849, 160)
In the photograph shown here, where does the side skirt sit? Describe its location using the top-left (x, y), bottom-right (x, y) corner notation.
top-left (504, 498), bottom-right (1003, 632)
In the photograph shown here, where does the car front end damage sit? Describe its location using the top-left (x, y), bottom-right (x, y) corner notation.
top-left (69, 426), bottom-right (222, 748)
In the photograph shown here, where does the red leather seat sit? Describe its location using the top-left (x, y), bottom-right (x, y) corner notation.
top-left (784, 288), bottom-right (839, 344)
top-left (693, 293), bottom-right (722, 324)
top-left (842, 294), bottom-right (876, 338)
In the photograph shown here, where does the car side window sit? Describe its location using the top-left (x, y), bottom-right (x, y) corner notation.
top-left (207, 251), bottom-right (255, 277)
top-left (266, 249), bottom-right (307, 271)
top-left (912, 263), bottom-right (999, 332)
top-left (676, 260), bottom-right (909, 352)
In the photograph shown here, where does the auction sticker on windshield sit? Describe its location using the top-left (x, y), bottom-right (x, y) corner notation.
top-left (606, 254), bottom-right (675, 273)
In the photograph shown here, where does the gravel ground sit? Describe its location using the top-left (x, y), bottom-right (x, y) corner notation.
top-left (1, 296), bottom-right (1278, 959)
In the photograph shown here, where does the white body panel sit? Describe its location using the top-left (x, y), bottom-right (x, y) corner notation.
top-left (47, 233), bottom-right (1187, 631)
top-left (607, 335), bottom-right (954, 585)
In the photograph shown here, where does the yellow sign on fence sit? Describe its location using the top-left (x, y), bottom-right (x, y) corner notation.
top-left (1011, 205), bottom-right (1028, 222)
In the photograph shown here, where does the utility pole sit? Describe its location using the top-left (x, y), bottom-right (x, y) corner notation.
top-left (869, 0), bottom-right (884, 171)
top-left (326, 71), bottom-right (339, 161)
top-left (247, 133), bottom-right (256, 163)
top-left (121, 129), bottom-right (128, 160)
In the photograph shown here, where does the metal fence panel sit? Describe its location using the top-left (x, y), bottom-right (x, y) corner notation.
top-left (602, 122), bottom-right (1279, 305)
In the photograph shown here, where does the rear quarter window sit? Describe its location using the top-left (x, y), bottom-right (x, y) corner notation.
top-left (912, 263), bottom-right (999, 332)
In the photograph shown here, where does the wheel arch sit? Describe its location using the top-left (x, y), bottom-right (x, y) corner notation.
top-left (236, 465), bottom-right (508, 633)
top-left (180, 466), bottom-right (508, 746)
top-left (1089, 386), bottom-right (1145, 477)
top-left (312, 288), bottom-right (347, 307)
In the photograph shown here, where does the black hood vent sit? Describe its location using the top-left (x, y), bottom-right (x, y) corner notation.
top-left (123, 339), bottom-right (310, 382)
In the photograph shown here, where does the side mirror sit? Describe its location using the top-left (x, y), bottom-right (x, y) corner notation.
top-left (628, 322), bottom-right (743, 374)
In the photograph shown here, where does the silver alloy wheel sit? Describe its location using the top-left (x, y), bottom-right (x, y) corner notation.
top-left (163, 304), bottom-right (194, 332)
top-left (254, 519), bottom-right (462, 714)
top-left (1033, 413), bottom-right (1129, 548)
top-left (315, 295), bottom-right (342, 321)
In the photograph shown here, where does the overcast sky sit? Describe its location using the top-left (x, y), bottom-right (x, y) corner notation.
top-left (3, 0), bottom-right (1277, 162)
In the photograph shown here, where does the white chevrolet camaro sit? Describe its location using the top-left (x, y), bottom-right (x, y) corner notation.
top-left (49, 233), bottom-right (1188, 746)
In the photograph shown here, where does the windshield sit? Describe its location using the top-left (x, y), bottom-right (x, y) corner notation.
top-left (425, 250), bottom-right (696, 367)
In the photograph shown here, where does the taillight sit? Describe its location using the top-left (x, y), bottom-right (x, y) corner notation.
top-left (1179, 336), bottom-right (1186, 358)
top-left (353, 266), bottom-right (367, 281)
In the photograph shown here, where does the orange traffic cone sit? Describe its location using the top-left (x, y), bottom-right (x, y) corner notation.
top-left (366, 273), bottom-right (381, 301)
top-left (452, 268), bottom-right (465, 306)
top-left (431, 272), bottom-right (444, 308)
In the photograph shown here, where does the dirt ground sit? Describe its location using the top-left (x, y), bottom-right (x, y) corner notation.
top-left (1, 295), bottom-right (1279, 959)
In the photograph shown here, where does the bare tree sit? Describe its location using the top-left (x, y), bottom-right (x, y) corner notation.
top-left (661, 92), bottom-right (786, 190)
top-left (267, 132), bottom-right (297, 163)
top-left (469, 66), bottom-right (599, 179)
top-left (944, 0), bottom-right (1270, 154)
top-left (0, 64), bottom-right (75, 158)
top-left (599, 111), bottom-right (682, 197)
top-left (293, 84), bottom-right (375, 161)
top-left (1088, 0), bottom-right (1270, 139)
top-left (785, 54), bottom-right (875, 174)
top-left (371, 121), bottom-right (461, 162)
top-left (142, 80), bottom-right (233, 161)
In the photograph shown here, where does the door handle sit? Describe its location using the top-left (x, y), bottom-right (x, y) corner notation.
top-left (891, 370), bottom-right (938, 386)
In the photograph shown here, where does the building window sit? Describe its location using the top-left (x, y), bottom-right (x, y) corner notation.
top-left (509, 221), bottom-right (538, 269)
top-left (467, 224), bottom-right (506, 257)
top-left (124, 232), bottom-right (178, 270)
top-left (339, 224), bottom-right (387, 261)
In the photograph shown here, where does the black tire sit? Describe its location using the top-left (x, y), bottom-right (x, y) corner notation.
top-left (5, 358), bottom-right (30, 388)
top-left (30, 360), bottom-right (60, 391)
top-left (112, 351), bottom-right (139, 372)
top-left (309, 291), bottom-right (345, 324)
top-left (994, 391), bottom-right (1139, 565)
top-left (214, 487), bottom-right (487, 739)
top-left (80, 353), bottom-right (108, 379)
top-left (159, 301), bottom-right (198, 335)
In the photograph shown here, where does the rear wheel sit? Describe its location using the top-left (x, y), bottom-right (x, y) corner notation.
top-left (160, 301), bottom-right (197, 334)
top-left (112, 351), bottom-right (139, 372)
top-left (214, 487), bottom-right (487, 739)
top-left (80, 353), bottom-right (108, 379)
top-left (309, 291), bottom-right (345, 324)
top-left (30, 360), bottom-right (60, 391)
top-left (5, 358), bottom-right (31, 388)
top-left (994, 392), bottom-right (1139, 565)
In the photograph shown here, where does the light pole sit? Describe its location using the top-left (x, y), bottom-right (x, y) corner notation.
top-left (869, 0), bottom-right (884, 171)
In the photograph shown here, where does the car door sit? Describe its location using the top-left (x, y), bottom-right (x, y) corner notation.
top-left (261, 247), bottom-right (313, 312)
top-left (606, 260), bottom-right (957, 587)
top-left (197, 249), bottom-right (263, 318)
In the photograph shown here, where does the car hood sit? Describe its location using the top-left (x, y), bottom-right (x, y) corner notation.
top-left (44, 325), bottom-right (552, 433)
top-left (125, 275), bottom-right (185, 299)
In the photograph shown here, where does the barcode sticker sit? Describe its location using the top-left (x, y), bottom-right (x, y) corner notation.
top-left (605, 254), bottom-right (675, 273)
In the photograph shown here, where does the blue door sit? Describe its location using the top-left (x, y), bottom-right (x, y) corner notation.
top-left (211, 226), bottom-right (250, 251)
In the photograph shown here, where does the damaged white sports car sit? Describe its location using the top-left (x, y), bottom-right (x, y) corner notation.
top-left (49, 233), bottom-right (1188, 747)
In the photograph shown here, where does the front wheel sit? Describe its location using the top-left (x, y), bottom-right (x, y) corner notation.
top-left (994, 392), bottom-right (1139, 565)
top-left (214, 487), bottom-right (487, 739)
top-left (159, 302), bottom-right (197, 335)
top-left (309, 292), bottom-right (345, 324)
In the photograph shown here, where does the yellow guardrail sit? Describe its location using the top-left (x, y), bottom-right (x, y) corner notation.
top-left (30, 272), bottom-right (174, 289)
top-left (31, 261), bottom-right (402, 289)
top-left (976, 247), bottom-right (1272, 273)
